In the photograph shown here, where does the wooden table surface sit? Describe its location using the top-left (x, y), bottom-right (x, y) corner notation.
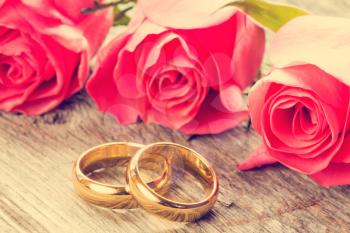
top-left (1, 1), bottom-right (349, 232)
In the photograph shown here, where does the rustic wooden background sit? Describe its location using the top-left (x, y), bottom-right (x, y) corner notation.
top-left (1, 0), bottom-right (349, 232)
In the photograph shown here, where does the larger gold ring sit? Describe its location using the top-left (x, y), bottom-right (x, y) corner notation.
top-left (127, 142), bottom-right (219, 221)
top-left (72, 142), bottom-right (169, 209)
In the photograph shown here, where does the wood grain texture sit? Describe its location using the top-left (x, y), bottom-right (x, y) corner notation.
top-left (1, 1), bottom-right (349, 232)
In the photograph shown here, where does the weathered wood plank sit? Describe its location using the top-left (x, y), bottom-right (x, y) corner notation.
top-left (1, 1), bottom-right (349, 232)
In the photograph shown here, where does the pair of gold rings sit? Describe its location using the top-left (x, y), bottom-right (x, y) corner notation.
top-left (72, 142), bottom-right (219, 222)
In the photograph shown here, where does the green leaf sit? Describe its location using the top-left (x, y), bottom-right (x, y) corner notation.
top-left (113, 5), bottom-right (133, 26)
top-left (114, 14), bottom-right (130, 26)
top-left (223, 0), bottom-right (309, 32)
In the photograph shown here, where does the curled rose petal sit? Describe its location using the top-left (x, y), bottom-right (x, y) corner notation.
top-left (237, 144), bottom-right (277, 170)
top-left (139, 0), bottom-right (237, 29)
top-left (180, 89), bottom-right (249, 134)
top-left (333, 135), bottom-right (350, 163)
top-left (18, 0), bottom-right (113, 54)
top-left (270, 16), bottom-right (350, 86)
top-left (87, 32), bottom-right (140, 124)
top-left (310, 163), bottom-right (350, 186)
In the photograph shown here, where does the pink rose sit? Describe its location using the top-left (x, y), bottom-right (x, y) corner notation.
top-left (0, 0), bottom-right (112, 114)
top-left (239, 16), bottom-right (350, 186)
top-left (87, 0), bottom-right (265, 134)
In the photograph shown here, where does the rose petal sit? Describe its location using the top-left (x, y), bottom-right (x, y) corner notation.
top-left (115, 30), bottom-right (201, 99)
top-left (231, 12), bottom-right (265, 89)
top-left (87, 32), bottom-right (141, 124)
top-left (333, 134), bottom-right (350, 163)
top-left (146, 68), bottom-right (207, 129)
top-left (71, 7), bottom-right (112, 55)
top-left (220, 84), bottom-right (246, 112)
top-left (248, 78), bottom-right (274, 134)
top-left (176, 12), bottom-right (264, 90)
top-left (181, 90), bottom-right (249, 134)
top-left (310, 163), bottom-right (350, 186)
top-left (0, 81), bottom-right (41, 111)
top-left (266, 96), bottom-right (350, 174)
top-left (139, 0), bottom-right (237, 29)
top-left (266, 90), bottom-right (336, 156)
top-left (270, 16), bottom-right (350, 86)
top-left (257, 66), bottom-right (348, 108)
top-left (124, 20), bottom-right (165, 53)
top-left (238, 144), bottom-right (277, 170)
top-left (19, 0), bottom-right (112, 54)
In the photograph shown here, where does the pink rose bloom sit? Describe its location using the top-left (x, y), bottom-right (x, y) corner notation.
top-left (87, 0), bottom-right (265, 134)
top-left (239, 16), bottom-right (350, 186)
top-left (0, 0), bottom-right (112, 114)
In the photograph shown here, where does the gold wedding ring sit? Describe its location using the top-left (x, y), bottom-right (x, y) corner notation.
top-left (127, 142), bottom-right (219, 222)
top-left (72, 142), bottom-right (169, 209)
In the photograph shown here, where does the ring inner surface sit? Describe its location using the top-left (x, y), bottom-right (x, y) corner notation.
top-left (137, 144), bottom-right (214, 204)
top-left (79, 144), bottom-right (141, 185)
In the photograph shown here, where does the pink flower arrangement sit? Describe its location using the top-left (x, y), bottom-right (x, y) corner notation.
top-left (1, 0), bottom-right (348, 186)
top-left (239, 16), bottom-right (350, 186)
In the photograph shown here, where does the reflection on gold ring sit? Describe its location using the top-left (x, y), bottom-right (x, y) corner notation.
top-left (72, 142), bottom-right (169, 209)
top-left (127, 142), bottom-right (219, 221)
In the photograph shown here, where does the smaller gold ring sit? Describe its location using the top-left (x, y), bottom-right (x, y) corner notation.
top-left (127, 142), bottom-right (219, 221)
top-left (72, 142), bottom-right (169, 209)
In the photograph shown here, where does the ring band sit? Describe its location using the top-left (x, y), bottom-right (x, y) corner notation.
top-left (127, 142), bottom-right (219, 221)
top-left (72, 142), bottom-right (169, 209)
